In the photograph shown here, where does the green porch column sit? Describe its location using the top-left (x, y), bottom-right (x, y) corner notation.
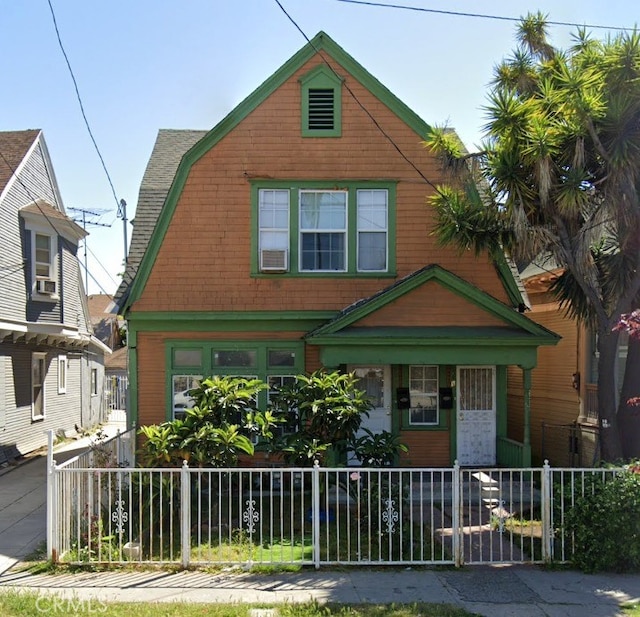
top-left (522, 367), bottom-right (532, 466)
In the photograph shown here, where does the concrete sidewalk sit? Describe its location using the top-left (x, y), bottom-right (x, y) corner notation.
top-left (0, 419), bottom-right (125, 575)
top-left (1, 420), bottom-right (640, 616)
top-left (1, 564), bottom-right (640, 616)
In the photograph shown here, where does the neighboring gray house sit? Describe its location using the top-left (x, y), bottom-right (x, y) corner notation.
top-left (0, 130), bottom-right (110, 461)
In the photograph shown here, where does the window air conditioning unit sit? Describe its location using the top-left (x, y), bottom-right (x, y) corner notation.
top-left (260, 249), bottom-right (288, 272)
top-left (36, 279), bottom-right (57, 295)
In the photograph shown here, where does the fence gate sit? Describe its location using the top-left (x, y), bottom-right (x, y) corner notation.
top-left (105, 374), bottom-right (128, 410)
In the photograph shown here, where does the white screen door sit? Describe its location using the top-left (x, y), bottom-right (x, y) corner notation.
top-left (456, 366), bottom-right (496, 466)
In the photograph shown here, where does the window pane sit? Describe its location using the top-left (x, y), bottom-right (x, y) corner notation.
top-left (300, 191), bottom-right (346, 230)
top-left (268, 375), bottom-right (297, 435)
top-left (357, 190), bottom-right (388, 230)
top-left (259, 190), bottom-right (289, 229)
top-left (358, 232), bottom-right (387, 271)
top-left (259, 230), bottom-right (288, 250)
top-left (409, 365), bottom-right (439, 425)
top-left (173, 375), bottom-right (201, 419)
top-left (301, 232), bottom-right (345, 270)
top-left (173, 349), bottom-right (202, 367)
top-left (213, 350), bottom-right (257, 368)
top-left (268, 350), bottom-right (296, 367)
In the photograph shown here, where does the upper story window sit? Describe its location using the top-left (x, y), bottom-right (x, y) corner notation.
top-left (20, 200), bottom-right (87, 302)
top-left (300, 65), bottom-right (342, 137)
top-left (254, 181), bottom-right (395, 276)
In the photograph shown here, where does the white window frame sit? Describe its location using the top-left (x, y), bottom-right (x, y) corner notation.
top-left (408, 365), bottom-right (439, 426)
top-left (24, 222), bottom-right (59, 300)
top-left (357, 189), bottom-right (388, 272)
top-left (267, 374), bottom-right (297, 437)
top-left (258, 189), bottom-right (290, 268)
top-left (90, 368), bottom-right (98, 396)
top-left (32, 352), bottom-right (47, 421)
top-left (57, 355), bottom-right (67, 394)
top-left (299, 189), bottom-right (347, 272)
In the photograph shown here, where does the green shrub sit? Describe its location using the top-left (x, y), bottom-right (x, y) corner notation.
top-left (565, 468), bottom-right (640, 572)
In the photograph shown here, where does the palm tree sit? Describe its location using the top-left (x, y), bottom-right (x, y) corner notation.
top-left (425, 13), bottom-right (640, 461)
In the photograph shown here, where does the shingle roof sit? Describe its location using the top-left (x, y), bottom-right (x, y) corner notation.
top-left (0, 130), bottom-right (40, 195)
top-left (113, 129), bottom-right (207, 308)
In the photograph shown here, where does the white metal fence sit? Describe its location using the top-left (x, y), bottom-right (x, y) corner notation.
top-left (105, 375), bottom-right (128, 411)
top-left (46, 456), bottom-right (624, 568)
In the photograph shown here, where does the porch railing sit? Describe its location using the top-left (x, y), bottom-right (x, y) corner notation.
top-left (497, 437), bottom-right (528, 467)
top-left (47, 458), bottom-right (623, 568)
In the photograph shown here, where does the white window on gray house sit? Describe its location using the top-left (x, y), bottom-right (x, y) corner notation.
top-left (91, 368), bottom-right (98, 396)
top-left (58, 355), bottom-right (67, 394)
top-left (32, 353), bottom-right (47, 421)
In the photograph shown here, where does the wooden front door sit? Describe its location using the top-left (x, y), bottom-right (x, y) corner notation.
top-left (456, 366), bottom-right (496, 466)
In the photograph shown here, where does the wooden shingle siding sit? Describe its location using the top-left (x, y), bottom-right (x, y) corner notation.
top-left (507, 304), bottom-right (580, 463)
top-left (399, 430), bottom-right (450, 467)
top-left (356, 280), bottom-right (506, 328)
top-left (134, 56), bottom-right (510, 314)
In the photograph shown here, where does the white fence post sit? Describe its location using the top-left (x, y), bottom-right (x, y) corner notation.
top-left (541, 459), bottom-right (552, 563)
top-left (181, 461), bottom-right (191, 568)
top-left (452, 460), bottom-right (462, 568)
top-left (45, 430), bottom-right (57, 562)
top-left (312, 460), bottom-right (320, 570)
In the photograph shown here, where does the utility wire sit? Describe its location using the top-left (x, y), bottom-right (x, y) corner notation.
top-left (87, 243), bottom-right (118, 285)
top-left (334, 0), bottom-right (636, 32)
top-left (274, 0), bottom-right (444, 194)
top-left (46, 0), bottom-right (121, 208)
top-left (0, 148), bottom-right (111, 295)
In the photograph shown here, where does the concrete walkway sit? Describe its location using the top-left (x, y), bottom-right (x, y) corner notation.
top-left (1, 420), bottom-right (640, 616)
top-left (0, 419), bottom-right (125, 575)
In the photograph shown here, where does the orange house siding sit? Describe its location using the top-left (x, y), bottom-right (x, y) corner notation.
top-left (356, 280), bottom-right (506, 328)
top-left (399, 431), bottom-right (450, 467)
top-left (137, 330), bottom-right (307, 426)
top-left (132, 55), bottom-right (509, 315)
top-left (507, 303), bottom-right (580, 463)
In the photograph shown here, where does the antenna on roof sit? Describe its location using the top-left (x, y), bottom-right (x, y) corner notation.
top-left (68, 206), bottom-right (111, 291)
top-left (117, 199), bottom-right (128, 265)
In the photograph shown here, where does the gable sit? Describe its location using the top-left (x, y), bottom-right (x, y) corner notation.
top-left (306, 264), bottom-right (558, 343)
top-left (355, 280), bottom-right (506, 328)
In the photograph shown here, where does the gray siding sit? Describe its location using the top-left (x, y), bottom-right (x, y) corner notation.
top-left (61, 240), bottom-right (85, 330)
top-left (1, 141), bottom-right (62, 323)
top-left (0, 343), bottom-right (88, 457)
top-left (0, 354), bottom-right (5, 429)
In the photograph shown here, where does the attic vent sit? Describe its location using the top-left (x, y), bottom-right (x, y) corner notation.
top-left (308, 89), bottom-right (335, 131)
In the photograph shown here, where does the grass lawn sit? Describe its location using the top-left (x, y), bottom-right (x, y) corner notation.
top-left (0, 591), bottom-right (478, 617)
top-left (623, 603), bottom-right (640, 616)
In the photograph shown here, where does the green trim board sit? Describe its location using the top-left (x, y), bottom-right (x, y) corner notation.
top-left (316, 342), bottom-right (540, 369)
top-left (164, 340), bottom-right (305, 421)
top-left (122, 31), bottom-right (436, 313)
top-left (300, 64), bottom-right (343, 137)
top-left (128, 310), bottom-right (336, 333)
top-left (305, 264), bottom-right (561, 342)
top-left (250, 180), bottom-right (397, 276)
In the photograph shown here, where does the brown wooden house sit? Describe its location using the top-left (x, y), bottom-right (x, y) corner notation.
top-left (114, 32), bottom-right (559, 467)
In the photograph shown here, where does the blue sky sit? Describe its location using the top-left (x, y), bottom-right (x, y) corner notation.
top-left (1, 0), bottom-right (636, 295)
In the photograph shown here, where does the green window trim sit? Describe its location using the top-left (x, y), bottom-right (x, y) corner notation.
top-left (400, 364), bottom-right (451, 431)
top-left (300, 64), bottom-right (343, 137)
top-left (251, 180), bottom-right (397, 277)
top-left (165, 340), bottom-right (305, 420)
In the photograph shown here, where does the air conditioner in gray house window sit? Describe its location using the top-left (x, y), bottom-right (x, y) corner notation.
top-left (36, 279), bottom-right (57, 295)
top-left (260, 249), bottom-right (288, 272)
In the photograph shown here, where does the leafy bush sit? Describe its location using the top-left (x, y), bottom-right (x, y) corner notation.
top-left (564, 467), bottom-right (640, 572)
top-left (269, 370), bottom-right (372, 466)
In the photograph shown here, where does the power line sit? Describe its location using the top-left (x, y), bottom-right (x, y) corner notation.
top-left (273, 0), bottom-right (444, 194)
top-left (0, 148), bottom-right (110, 295)
top-left (334, 0), bottom-right (637, 32)
top-left (87, 244), bottom-right (118, 286)
top-left (46, 0), bottom-right (121, 208)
